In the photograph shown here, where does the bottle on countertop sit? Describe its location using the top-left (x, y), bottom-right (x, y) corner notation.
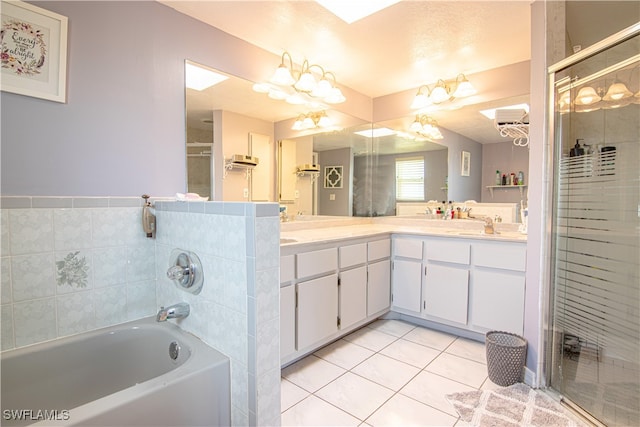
top-left (495, 170), bottom-right (501, 185)
top-left (518, 171), bottom-right (524, 185)
top-left (510, 172), bottom-right (516, 185)
top-left (502, 174), bottom-right (507, 185)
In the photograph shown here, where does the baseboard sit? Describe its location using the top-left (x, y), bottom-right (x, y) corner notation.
top-left (524, 366), bottom-right (536, 387)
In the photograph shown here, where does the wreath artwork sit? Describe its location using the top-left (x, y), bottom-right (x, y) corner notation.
top-left (1, 19), bottom-right (47, 77)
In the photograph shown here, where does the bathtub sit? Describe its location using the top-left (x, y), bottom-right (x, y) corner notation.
top-left (1, 317), bottom-right (230, 427)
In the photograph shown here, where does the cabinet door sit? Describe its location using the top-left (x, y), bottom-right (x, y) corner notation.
top-left (391, 259), bottom-right (422, 313)
top-left (472, 270), bottom-right (525, 335)
top-left (339, 267), bottom-right (367, 329)
top-left (297, 274), bottom-right (338, 350)
top-left (424, 264), bottom-right (469, 324)
top-left (280, 285), bottom-right (296, 360)
top-left (368, 259), bottom-right (391, 315)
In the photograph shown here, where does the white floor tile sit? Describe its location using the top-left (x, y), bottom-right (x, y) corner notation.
top-left (425, 352), bottom-right (488, 388)
top-left (366, 393), bottom-right (458, 427)
top-left (281, 377), bottom-right (310, 412)
top-left (379, 338), bottom-right (441, 368)
top-left (281, 395), bottom-right (360, 426)
top-left (366, 319), bottom-right (416, 337)
top-left (403, 327), bottom-right (457, 351)
top-left (445, 337), bottom-right (487, 364)
top-left (314, 338), bottom-right (375, 370)
top-left (343, 327), bottom-right (398, 352)
top-left (351, 353), bottom-right (420, 391)
top-left (282, 355), bottom-right (347, 392)
top-left (316, 372), bottom-right (395, 420)
top-left (399, 370), bottom-right (476, 416)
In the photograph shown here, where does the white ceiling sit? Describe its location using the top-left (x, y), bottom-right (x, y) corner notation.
top-left (164, 0), bottom-right (638, 148)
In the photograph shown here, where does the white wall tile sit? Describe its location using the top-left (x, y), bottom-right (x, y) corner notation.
top-left (1, 305), bottom-right (14, 350)
top-left (1, 257), bottom-right (12, 304)
top-left (199, 253), bottom-right (225, 305)
top-left (224, 307), bottom-right (248, 365)
top-left (257, 367), bottom-right (281, 425)
top-left (1, 210), bottom-right (10, 255)
top-left (255, 217), bottom-right (280, 270)
top-left (126, 280), bottom-right (156, 320)
top-left (231, 360), bottom-right (249, 415)
top-left (256, 316), bottom-right (280, 375)
top-left (126, 243), bottom-right (156, 283)
top-left (54, 209), bottom-right (93, 250)
top-left (91, 209), bottom-right (130, 247)
top-left (92, 247), bottom-right (127, 287)
top-left (9, 209), bottom-right (54, 255)
top-left (11, 254), bottom-right (55, 301)
top-left (94, 285), bottom-right (127, 327)
top-left (223, 215), bottom-right (246, 262)
top-left (57, 291), bottom-right (95, 337)
top-left (255, 267), bottom-right (279, 324)
top-left (13, 298), bottom-right (57, 347)
top-left (224, 260), bottom-right (247, 314)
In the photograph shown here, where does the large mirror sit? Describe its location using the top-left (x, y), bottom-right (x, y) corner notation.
top-left (185, 60), bottom-right (529, 217)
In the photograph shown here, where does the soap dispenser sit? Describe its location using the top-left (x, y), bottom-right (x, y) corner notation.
top-left (142, 194), bottom-right (156, 238)
top-left (570, 139), bottom-right (585, 157)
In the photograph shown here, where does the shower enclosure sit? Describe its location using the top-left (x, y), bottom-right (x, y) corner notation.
top-left (547, 24), bottom-right (639, 426)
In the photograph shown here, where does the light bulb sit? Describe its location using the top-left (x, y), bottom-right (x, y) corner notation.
top-left (452, 78), bottom-right (476, 98)
top-left (325, 87), bottom-right (346, 104)
top-left (270, 65), bottom-right (295, 86)
top-left (295, 72), bottom-right (317, 92)
top-left (410, 92), bottom-right (430, 110)
top-left (430, 84), bottom-right (450, 104)
top-left (602, 82), bottom-right (632, 101)
top-left (302, 116), bottom-right (315, 129)
top-left (311, 78), bottom-right (332, 98)
top-left (574, 86), bottom-right (601, 105)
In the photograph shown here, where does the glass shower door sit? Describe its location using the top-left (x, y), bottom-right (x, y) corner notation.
top-left (549, 31), bottom-right (639, 426)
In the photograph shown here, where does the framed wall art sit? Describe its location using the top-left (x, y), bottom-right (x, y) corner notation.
top-left (1, 0), bottom-right (68, 102)
top-left (324, 165), bottom-right (343, 188)
top-left (461, 151), bottom-right (471, 176)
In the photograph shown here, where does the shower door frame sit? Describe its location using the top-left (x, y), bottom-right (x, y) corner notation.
top-left (544, 21), bottom-right (640, 424)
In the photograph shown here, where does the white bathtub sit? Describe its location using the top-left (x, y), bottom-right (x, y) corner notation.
top-left (1, 317), bottom-right (230, 427)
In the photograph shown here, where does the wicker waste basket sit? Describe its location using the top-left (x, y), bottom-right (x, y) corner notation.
top-left (485, 331), bottom-right (527, 386)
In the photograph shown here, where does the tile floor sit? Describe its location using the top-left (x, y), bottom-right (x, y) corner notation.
top-left (281, 319), bottom-right (502, 426)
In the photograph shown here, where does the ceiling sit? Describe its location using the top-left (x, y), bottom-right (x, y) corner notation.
top-left (164, 0), bottom-right (638, 147)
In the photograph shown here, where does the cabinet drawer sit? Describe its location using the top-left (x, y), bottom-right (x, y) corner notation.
top-left (394, 237), bottom-right (423, 260)
top-left (297, 248), bottom-right (338, 279)
top-left (368, 239), bottom-right (391, 261)
top-left (339, 243), bottom-right (367, 269)
top-left (474, 243), bottom-right (526, 271)
top-left (281, 255), bottom-right (295, 284)
top-left (425, 240), bottom-right (470, 265)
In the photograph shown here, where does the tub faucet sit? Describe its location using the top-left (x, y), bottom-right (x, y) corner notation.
top-left (156, 303), bottom-right (190, 322)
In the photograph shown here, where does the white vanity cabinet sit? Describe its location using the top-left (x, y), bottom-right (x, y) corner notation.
top-left (367, 239), bottom-right (391, 315)
top-left (423, 239), bottom-right (470, 325)
top-left (280, 255), bottom-right (296, 360)
top-left (391, 234), bottom-right (526, 336)
top-left (391, 237), bottom-right (423, 313)
top-left (280, 236), bottom-right (391, 366)
top-left (470, 242), bottom-right (527, 335)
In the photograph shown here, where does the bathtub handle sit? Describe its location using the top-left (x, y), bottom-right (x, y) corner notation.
top-left (166, 250), bottom-right (204, 295)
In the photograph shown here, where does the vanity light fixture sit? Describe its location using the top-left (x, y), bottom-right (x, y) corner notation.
top-left (602, 82), bottom-right (633, 101)
top-left (410, 74), bottom-right (476, 109)
top-left (409, 115), bottom-right (444, 140)
top-left (574, 86), bottom-right (601, 105)
top-left (253, 51), bottom-right (346, 108)
top-left (291, 111), bottom-right (334, 130)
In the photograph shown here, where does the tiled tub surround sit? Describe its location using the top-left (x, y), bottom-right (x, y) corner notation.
top-left (154, 200), bottom-right (281, 427)
top-left (1, 197), bottom-right (157, 351)
top-left (1, 197), bottom-right (281, 427)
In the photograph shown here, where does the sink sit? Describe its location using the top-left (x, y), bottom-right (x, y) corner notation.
top-left (280, 238), bottom-right (298, 244)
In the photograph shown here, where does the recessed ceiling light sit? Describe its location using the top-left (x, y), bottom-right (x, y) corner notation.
top-left (479, 103), bottom-right (530, 120)
top-left (354, 127), bottom-right (396, 138)
top-left (185, 62), bottom-right (229, 91)
top-left (315, 0), bottom-right (401, 24)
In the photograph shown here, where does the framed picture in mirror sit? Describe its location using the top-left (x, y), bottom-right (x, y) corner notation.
top-left (461, 151), bottom-right (471, 176)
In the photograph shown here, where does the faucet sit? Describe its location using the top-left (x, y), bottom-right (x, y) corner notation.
top-left (156, 303), bottom-right (190, 322)
top-left (483, 217), bottom-right (495, 235)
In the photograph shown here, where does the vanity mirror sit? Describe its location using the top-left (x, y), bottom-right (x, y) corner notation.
top-left (184, 60), bottom-right (529, 214)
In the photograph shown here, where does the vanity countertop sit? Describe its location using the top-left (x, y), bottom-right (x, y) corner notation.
top-left (280, 216), bottom-right (527, 247)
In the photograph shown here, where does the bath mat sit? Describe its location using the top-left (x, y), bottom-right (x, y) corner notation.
top-left (446, 383), bottom-right (585, 426)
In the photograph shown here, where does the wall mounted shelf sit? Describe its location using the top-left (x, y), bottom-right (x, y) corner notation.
top-left (486, 185), bottom-right (527, 198)
top-left (224, 159), bottom-right (255, 179)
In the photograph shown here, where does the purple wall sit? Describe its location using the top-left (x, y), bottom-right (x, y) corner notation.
top-left (0, 1), bottom-right (278, 197)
